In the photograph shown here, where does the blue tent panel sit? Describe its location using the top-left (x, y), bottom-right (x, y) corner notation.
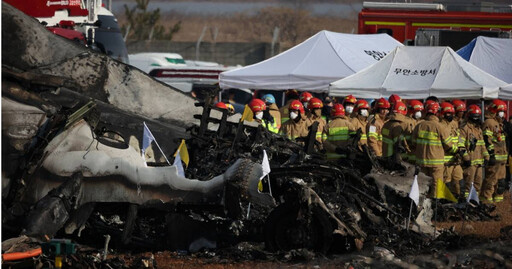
top-left (456, 38), bottom-right (476, 61)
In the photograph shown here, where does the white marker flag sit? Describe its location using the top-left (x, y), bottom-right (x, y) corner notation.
top-left (173, 149), bottom-right (185, 177)
top-left (141, 122), bottom-right (156, 157)
top-left (467, 182), bottom-right (480, 204)
top-left (261, 150), bottom-right (271, 179)
top-left (409, 175), bottom-right (420, 206)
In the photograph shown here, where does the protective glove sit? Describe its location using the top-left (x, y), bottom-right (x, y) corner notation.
top-left (488, 154), bottom-right (497, 166)
top-left (263, 109), bottom-right (274, 123)
top-left (483, 159), bottom-right (488, 166)
top-left (463, 160), bottom-right (471, 168)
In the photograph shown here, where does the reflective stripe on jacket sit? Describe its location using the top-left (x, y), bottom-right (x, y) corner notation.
top-left (324, 116), bottom-right (355, 159)
top-left (483, 115), bottom-right (508, 163)
top-left (279, 117), bottom-right (309, 141)
top-left (382, 113), bottom-right (414, 158)
top-left (412, 115), bottom-right (456, 167)
top-left (460, 121), bottom-right (489, 166)
top-left (367, 114), bottom-right (386, 157)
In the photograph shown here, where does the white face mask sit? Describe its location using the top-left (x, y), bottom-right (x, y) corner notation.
top-left (360, 109), bottom-right (369, 117)
top-left (255, 111), bottom-right (264, 120)
top-left (290, 111), bottom-right (299, 120)
top-left (414, 111), bottom-right (422, 119)
top-left (345, 105), bottom-right (354, 114)
top-left (498, 111), bottom-right (505, 118)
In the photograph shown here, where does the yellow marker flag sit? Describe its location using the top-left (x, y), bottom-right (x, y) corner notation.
top-left (240, 105), bottom-right (254, 122)
top-left (435, 178), bottom-right (457, 202)
top-left (173, 139), bottom-right (189, 167)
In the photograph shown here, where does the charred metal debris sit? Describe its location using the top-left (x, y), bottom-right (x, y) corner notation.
top-left (1, 67), bottom-right (506, 267)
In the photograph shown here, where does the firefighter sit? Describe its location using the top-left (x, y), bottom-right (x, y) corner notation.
top-left (459, 105), bottom-right (489, 196)
top-left (324, 104), bottom-right (355, 160)
top-left (412, 101), bottom-right (457, 197)
top-left (452, 99), bottom-right (466, 123)
top-left (367, 97), bottom-right (390, 157)
top-left (439, 102), bottom-right (464, 198)
top-left (482, 99), bottom-right (508, 203)
top-left (382, 101), bottom-right (413, 161)
top-left (249, 98), bottom-right (279, 133)
top-left (280, 90), bottom-right (300, 124)
top-left (388, 94), bottom-right (402, 108)
top-left (407, 100), bottom-right (424, 123)
top-left (262, 93), bottom-right (282, 130)
top-left (342, 94), bottom-right (357, 118)
top-left (405, 100), bottom-right (424, 163)
top-left (350, 99), bottom-right (370, 149)
top-left (279, 100), bottom-right (310, 141)
top-left (306, 97), bottom-right (328, 144)
top-left (300, 91), bottom-right (313, 112)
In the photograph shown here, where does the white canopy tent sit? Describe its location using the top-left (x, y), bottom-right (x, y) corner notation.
top-left (329, 46), bottom-right (507, 99)
top-left (457, 36), bottom-right (512, 84)
top-left (219, 30), bottom-right (403, 91)
top-left (499, 84), bottom-right (512, 100)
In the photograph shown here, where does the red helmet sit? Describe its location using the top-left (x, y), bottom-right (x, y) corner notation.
top-left (343, 94), bottom-right (357, 105)
top-left (388, 94), bottom-right (402, 105)
top-left (451, 100), bottom-right (466, 112)
top-left (440, 102), bottom-right (455, 115)
top-left (299, 92), bottom-right (313, 103)
top-left (289, 100), bottom-right (305, 114)
top-left (308, 97), bottom-right (323, 109)
top-left (375, 97), bottom-right (391, 109)
top-left (426, 101), bottom-right (440, 114)
top-left (392, 101), bottom-right (407, 115)
top-left (215, 102), bottom-right (228, 110)
top-left (488, 99), bottom-right (507, 114)
top-left (354, 99), bottom-right (370, 111)
top-left (331, 104), bottom-right (345, 117)
top-left (468, 104), bottom-right (482, 115)
top-left (248, 98), bottom-right (266, 113)
top-left (408, 100), bottom-right (424, 112)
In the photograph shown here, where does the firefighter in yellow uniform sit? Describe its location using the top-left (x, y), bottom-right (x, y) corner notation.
top-left (324, 104), bottom-right (355, 160)
top-left (279, 100), bottom-right (310, 141)
top-left (350, 99), bottom-right (370, 150)
top-left (306, 97), bottom-right (328, 145)
top-left (439, 102), bottom-right (464, 198)
top-left (367, 97), bottom-right (389, 157)
top-left (452, 99), bottom-right (466, 124)
top-left (382, 101), bottom-right (413, 161)
top-left (482, 99), bottom-right (508, 203)
top-left (343, 95), bottom-right (357, 118)
top-left (280, 90), bottom-right (300, 125)
top-left (412, 101), bottom-right (457, 197)
top-left (262, 94), bottom-right (282, 130)
top-left (405, 100), bottom-right (424, 163)
top-left (249, 98), bottom-right (279, 133)
top-left (459, 105), bottom-right (489, 196)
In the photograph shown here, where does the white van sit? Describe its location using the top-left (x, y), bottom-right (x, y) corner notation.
top-left (129, 53), bottom-right (187, 73)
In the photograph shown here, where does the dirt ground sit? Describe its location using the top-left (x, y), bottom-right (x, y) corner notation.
top-left (436, 191), bottom-right (512, 238)
top-left (103, 192), bottom-right (512, 269)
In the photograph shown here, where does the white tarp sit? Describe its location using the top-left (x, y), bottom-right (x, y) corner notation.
top-left (457, 36), bottom-right (512, 84)
top-left (219, 31), bottom-right (403, 91)
top-left (329, 46), bottom-right (507, 99)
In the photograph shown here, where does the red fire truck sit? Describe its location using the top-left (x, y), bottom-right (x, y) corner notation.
top-left (5, 0), bottom-right (129, 64)
top-left (359, 1), bottom-right (512, 46)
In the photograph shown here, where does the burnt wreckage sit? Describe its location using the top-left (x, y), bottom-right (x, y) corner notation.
top-left (0, 2), bottom-right (501, 260)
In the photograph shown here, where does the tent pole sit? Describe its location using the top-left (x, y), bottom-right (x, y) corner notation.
top-left (282, 91), bottom-right (286, 107)
top-left (481, 99), bottom-right (485, 123)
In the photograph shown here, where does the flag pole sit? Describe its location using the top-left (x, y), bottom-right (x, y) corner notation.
top-left (406, 199), bottom-right (413, 232)
top-left (153, 138), bottom-right (171, 165)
